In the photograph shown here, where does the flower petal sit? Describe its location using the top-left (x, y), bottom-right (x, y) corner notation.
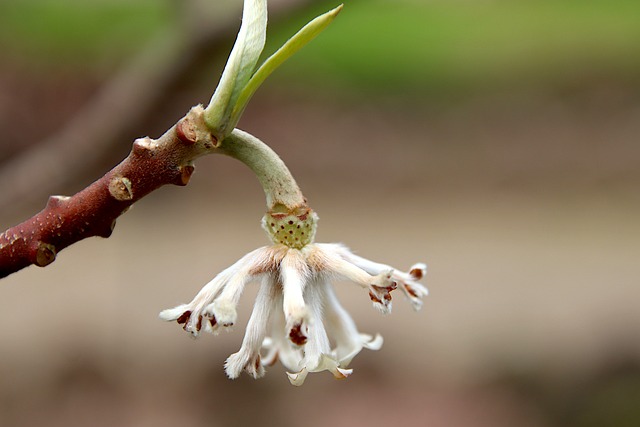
top-left (300, 279), bottom-right (332, 371)
top-left (280, 249), bottom-right (310, 345)
top-left (264, 290), bottom-right (304, 372)
top-left (313, 244), bottom-right (397, 313)
top-left (320, 280), bottom-right (383, 366)
top-left (287, 354), bottom-right (353, 386)
top-left (159, 304), bottom-right (191, 322)
top-left (159, 247), bottom-right (272, 336)
top-left (327, 243), bottom-right (429, 312)
top-left (286, 367), bottom-right (308, 386)
top-left (204, 246), bottom-right (274, 328)
top-left (225, 275), bottom-right (275, 379)
top-left (361, 333), bottom-right (384, 351)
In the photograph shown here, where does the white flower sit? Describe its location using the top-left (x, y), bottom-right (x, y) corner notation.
top-left (160, 0), bottom-right (425, 387)
top-left (160, 242), bottom-right (427, 386)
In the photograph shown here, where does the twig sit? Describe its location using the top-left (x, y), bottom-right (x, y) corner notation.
top-left (0, 0), bottom-right (332, 278)
top-left (0, 106), bottom-right (215, 278)
top-left (0, 0), bottom-right (322, 215)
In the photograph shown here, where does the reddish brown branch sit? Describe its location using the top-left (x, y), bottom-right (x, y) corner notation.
top-left (0, 106), bottom-right (216, 278)
top-left (0, 0), bottom-right (325, 215)
top-left (0, 0), bottom-right (326, 277)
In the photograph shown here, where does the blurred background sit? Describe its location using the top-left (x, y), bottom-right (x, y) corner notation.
top-left (1, 0), bottom-right (639, 426)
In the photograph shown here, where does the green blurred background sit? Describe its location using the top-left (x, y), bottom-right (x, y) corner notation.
top-left (1, 0), bottom-right (639, 426)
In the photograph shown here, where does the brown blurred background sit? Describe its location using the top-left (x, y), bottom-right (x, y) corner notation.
top-left (1, 0), bottom-right (639, 426)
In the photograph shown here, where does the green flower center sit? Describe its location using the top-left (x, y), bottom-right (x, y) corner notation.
top-left (263, 205), bottom-right (317, 249)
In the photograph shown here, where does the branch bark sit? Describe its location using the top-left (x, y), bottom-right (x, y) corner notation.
top-left (0, 0), bottom-right (328, 278)
top-left (0, 106), bottom-right (216, 278)
top-left (0, 0), bottom-right (323, 215)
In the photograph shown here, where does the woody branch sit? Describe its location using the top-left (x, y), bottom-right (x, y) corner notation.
top-left (0, 106), bottom-right (215, 278)
top-left (0, 1), bottom-right (342, 278)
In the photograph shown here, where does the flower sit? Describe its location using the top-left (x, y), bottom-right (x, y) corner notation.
top-left (160, 241), bottom-right (427, 386)
top-left (158, 0), bottom-right (427, 387)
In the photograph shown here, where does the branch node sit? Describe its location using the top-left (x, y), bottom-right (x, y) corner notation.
top-left (176, 119), bottom-right (197, 146)
top-left (133, 137), bottom-right (155, 157)
top-left (97, 220), bottom-right (117, 239)
top-left (35, 242), bottom-right (56, 267)
top-left (185, 105), bottom-right (219, 150)
top-left (109, 176), bottom-right (134, 201)
top-left (176, 165), bottom-right (195, 186)
top-left (47, 195), bottom-right (70, 208)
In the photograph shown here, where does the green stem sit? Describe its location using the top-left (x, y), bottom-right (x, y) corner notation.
top-left (221, 129), bottom-right (305, 211)
top-left (220, 129), bottom-right (317, 248)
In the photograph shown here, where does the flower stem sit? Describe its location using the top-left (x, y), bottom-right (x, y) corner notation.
top-left (221, 129), bottom-right (305, 211)
top-left (220, 129), bottom-right (317, 248)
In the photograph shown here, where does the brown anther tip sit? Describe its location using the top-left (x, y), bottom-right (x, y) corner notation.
top-left (196, 316), bottom-right (203, 332)
top-left (369, 292), bottom-right (382, 304)
top-left (209, 316), bottom-right (217, 328)
top-left (405, 284), bottom-right (419, 298)
top-left (409, 268), bottom-right (424, 280)
top-left (35, 243), bottom-right (56, 267)
top-left (176, 311), bottom-right (191, 325)
top-left (370, 282), bottom-right (395, 305)
top-left (289, 323), bottom-right (307, 346)
top-left (372, 283), bottom-right (396, 292)
top-left (176, 119), bottom-right (197, 145)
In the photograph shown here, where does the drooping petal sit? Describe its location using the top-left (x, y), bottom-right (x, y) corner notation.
top-left (205, 246), bottom-right (277, 328)
top-left (225, 275), bottom-right (276, 379)
top-left (320, 280), bottom-right (383, 367)
top-left (313, 244), bottom-right (396, 314)
top-left (286, 354), bottom-right (353, 387)
top-left (158, 303), bottom-right (191, 322)
top-left (280, 249), bottom-right (310, 345)
top-left (260, 337), bottom-right (278, 367)
top-left (158, 261), bottom-right (237, 336)
top-left (298, 280), bottom-right (329, 371)
top-left (286, 368), bottom-right (308, 386)
top-left (314, 354), bottom-right (352, 380)
top-left (400, 263), bottom-right (429, 310)
top-left (159, 246), bottom-right (276, 336)
top-left (285, 279), bottom-right (350, 386)
top-left (263, 290), bottom-right (304, 372)
top-left (326, 243), bottom-right (429, 311)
